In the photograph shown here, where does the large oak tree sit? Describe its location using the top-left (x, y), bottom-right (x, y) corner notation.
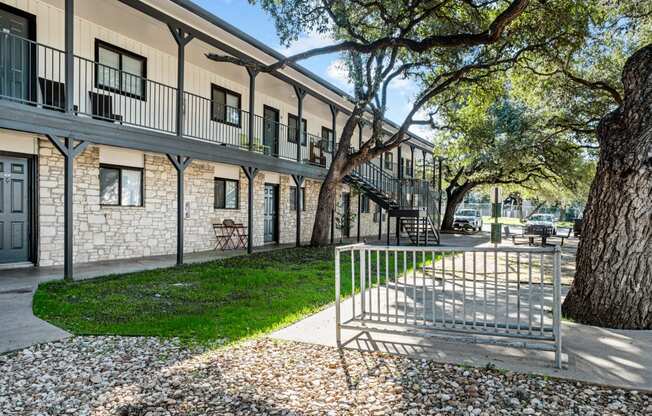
top-left (431, 83), bottom-right (592, 230)
top-left (561, 45), bottom-right (652, 328)
top-left (512, 3), bottom-right (652, 328)
top-left (208, 0), bottom-right (584, 245)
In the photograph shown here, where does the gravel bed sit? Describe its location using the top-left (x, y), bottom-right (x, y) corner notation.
top-left (1, 336), bottom-right (650, 415)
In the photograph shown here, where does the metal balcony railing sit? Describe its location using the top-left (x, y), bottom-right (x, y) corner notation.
top-left (75, 56), bottom-right (178, 133)
top-left (0, 31), bottom-right (424, 192)
top-left (0, 33), bottom-right (65, 111)
top-left (183, 92), bottom-right (251, 149)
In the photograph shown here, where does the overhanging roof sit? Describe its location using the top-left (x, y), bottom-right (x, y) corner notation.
top-left (167, 0), bottom-right (433, 151)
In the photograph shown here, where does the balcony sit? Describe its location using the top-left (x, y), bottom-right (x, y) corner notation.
top-left (0, 32), bottom-right (332, 169)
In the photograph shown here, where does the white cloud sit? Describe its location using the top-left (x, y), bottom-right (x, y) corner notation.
top-left (408, 108), bottom-right (436, 141)
top-left (279, 32), bottom-right (335, 56)
top-left (388, 75), bottom-right (415, 91)
top-left (326, 60), bottom-right (350, 84)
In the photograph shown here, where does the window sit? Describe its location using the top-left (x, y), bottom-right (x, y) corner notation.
top-left (214, 178), bottom-right (239, 209)
top-left (373, 205), bottom-right (385, 223)
top-left (211, 84), bottom-right (241, 127)
top-left (403, 158), bottom-right (413, 177)
top-left (321, 127), bottom-right (333, 151)
top-left (99, 165), bottom-right (143, 206)
top-left (288, 114), bottom-right (307, 145)
top-left (95, 40), bottom-right (147, 100)
top-left (361, 195), bottom-right (370, 213)
top-left (384, 152), bottom-right (394, 170)
top-left (290, 186), bottom-right (306, 211)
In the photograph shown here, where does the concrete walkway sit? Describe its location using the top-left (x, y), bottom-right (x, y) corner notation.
top-left (0, 244), bottom-right (289, 354)
top-left (0, 286), bottom-right (70, 354)
top-left (273, 232), bottom-right (652, 391)
top-left (272, 289), bottom-right (652, 391)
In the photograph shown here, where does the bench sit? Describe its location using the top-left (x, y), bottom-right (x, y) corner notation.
top-left (504, 225), bottom-right (531, 245)
top-left (546, 228), bottom-right (572, 246)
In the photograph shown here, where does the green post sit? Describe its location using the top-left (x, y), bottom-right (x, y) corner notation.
top-left (490, 187), bottom-right (502, 244)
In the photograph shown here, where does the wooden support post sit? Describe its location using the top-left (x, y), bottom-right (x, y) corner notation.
top-left (246, 68), bottom-right (258, 152)
top-left (378, 152), bottom-right (383, 241)
top-left (292, 174), bottom-right (304, 247)
top-left (357, 121), bottom-right (363, 242)
top-left (46, 135), bottom-right (88, 279)
top-left (438, 157), bottom-right (444, 227)
top-left (387, 213), bottom-right (391, 245)
top-left (396, 146), bottom-right (402, 245)
top-left (410, 145), bottom-right (415, 208)
top-left (422, 150), bottom-right (427, 180)
top-left (167, 155), bottom-right (192, 265)
top-left (293, 86), bottom-right (306, 163)
top-left (169, 26), bottom-right (194, 137)
top-left (64, 0), bottom-right (74, 113)
top-left (241, 166), bottom-right (259, 254)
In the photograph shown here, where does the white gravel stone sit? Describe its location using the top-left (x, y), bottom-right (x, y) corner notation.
top-left (0, 336), bottom-right (650, 415)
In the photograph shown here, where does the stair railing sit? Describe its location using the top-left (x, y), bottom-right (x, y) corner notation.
top-left (350, 160), bottom-right (399, 203)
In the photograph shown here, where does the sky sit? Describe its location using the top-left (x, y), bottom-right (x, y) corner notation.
top-left (191, 0), bottom-right (429, 139)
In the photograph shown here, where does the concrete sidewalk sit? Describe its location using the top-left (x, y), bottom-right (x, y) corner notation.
top-left (273, 233), bottom-right (652, 391)
top-left (0, 245), bottom-right (289, 354)
top-left (0, 287), bottom-right (70, 354)
top-left (272, 295), bottom-right (652, 391)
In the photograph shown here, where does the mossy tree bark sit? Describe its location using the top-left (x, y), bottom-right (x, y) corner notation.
top-left (562, 44), bottom-right (652, 329)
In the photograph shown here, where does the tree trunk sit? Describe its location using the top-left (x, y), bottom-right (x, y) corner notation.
top-left (441, 184), bottom-right (475, 231)
top-left (310, 113), bottom-right (361, 246)
top-left (562, 44), bottom-right (652, 329)
top-left (311, 172), bottom-right (340, 246)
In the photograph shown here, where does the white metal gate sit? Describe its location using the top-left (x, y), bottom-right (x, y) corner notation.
top-left (334, 243), bottom-right (563, 368)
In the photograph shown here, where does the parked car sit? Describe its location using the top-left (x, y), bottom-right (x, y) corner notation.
top-left (526, 214), bottom-right (558, 236)
top-left (453, 209), bottom-right (483, 231)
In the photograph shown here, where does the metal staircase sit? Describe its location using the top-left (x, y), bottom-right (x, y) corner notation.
top-left (344, 160), bottom-right (440, 245)
top-left (400, 216), bottom-right (439, 245)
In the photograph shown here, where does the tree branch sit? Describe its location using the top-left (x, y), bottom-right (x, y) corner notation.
top-left (207, 0), bottom-right (529, 72)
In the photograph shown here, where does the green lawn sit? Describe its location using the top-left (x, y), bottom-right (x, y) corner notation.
top-left (34, 247), bottom-right (436, 345)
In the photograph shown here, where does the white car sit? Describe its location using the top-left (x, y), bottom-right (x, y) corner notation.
top-left (526, 214), bottom-right (558, 235)
top-left (453, 209), bottom-right (483, 231)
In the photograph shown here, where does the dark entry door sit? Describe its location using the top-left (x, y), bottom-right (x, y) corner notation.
top-left (0, 6), bottom-right (33, 103)
top-left (0, 155), bottom-right (30, 263)
top-left (341, 192), bottom-right (351, 238)
top-left (263, 106), bottom-right (279, 156)
top-left (264, 184), bottom-right (278, 243)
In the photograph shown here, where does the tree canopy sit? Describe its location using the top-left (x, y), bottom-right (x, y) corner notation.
top-left (226, 0), bottom-right (651, 244)
top-left (431, 78), bottom-right (594, 228)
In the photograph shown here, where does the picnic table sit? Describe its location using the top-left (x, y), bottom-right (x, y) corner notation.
top-left (506, 225), bottom-right (571, 247)
top-left (213, 220), bottom-right (248, 250)
top-left (522, 233), bottom-right (550, 246)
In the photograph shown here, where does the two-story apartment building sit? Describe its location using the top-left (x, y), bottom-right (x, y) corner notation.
top-left (0, 0), bottom-right (438, 278)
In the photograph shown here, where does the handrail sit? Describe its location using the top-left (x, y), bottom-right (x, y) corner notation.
top-left (0, 30), bottom-right (431, 197)
top-left (334, 243), bottom-right (563, 369)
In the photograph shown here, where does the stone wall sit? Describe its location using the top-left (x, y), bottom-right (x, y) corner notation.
top-left (37, 139), bottom-right (398, 266)
top-left (38, 141), bottom-right (268, 266)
